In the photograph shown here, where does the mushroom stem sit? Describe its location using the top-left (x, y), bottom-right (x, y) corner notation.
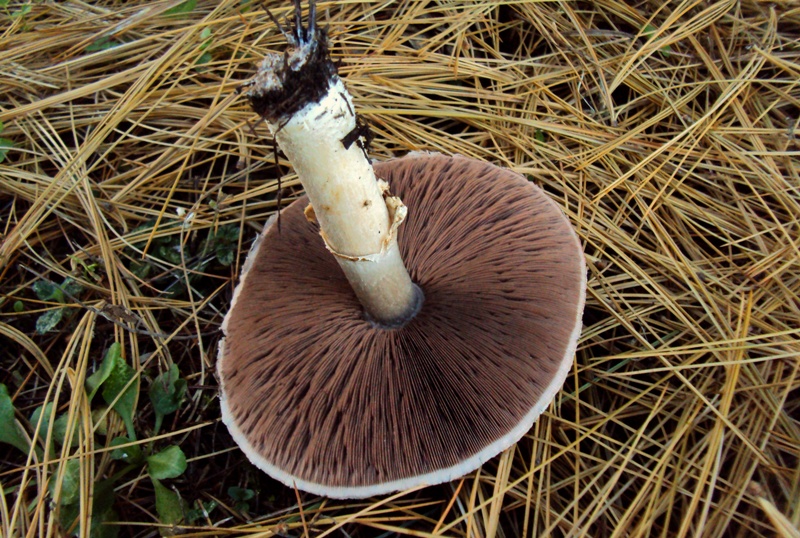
top-left (273, 80), bottom-right (421, 324)
top-left (245, 5), bottom-right (421, 326)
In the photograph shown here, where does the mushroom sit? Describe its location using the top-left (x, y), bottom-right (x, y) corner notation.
top-left (217, 1), bottom-right (586, 499)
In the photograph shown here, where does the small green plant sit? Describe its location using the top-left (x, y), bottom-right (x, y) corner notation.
top-left (49, 458), bottom-right (81, 505)
top-left (147, 445), bottom-right (190, 534)
top-left (127, 220), bottom-right (183, 280)
top-left (227, 486), bottom-right (256, 513)
top-left (30, 401), bottom-right (80, 450)
top-left (149, 363), bottom-right (187, 434)
top-left (186, 499), bottom-right (218, 525)
top-left (89, 342), bottom-right (139, 439)
top-left (32, 277), bottom-right (84, 334)
top-left (124, 220), bottom-right (239, 297)
top-left (204, 224), bottom-right (239, 267)
top-left (10, 2), bottom-right (31, 19)
top-left (2, 343), bottom-right (192, 536)
top-left (94, 347), bottom-right (190, 535)
top-left (0, 384), bottom-right (31, 455)
top-left (63, 254), bottom-right (102, 284)
top-left (196, 27), bottom-right (213, 67)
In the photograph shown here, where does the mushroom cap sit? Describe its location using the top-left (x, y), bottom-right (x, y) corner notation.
top-left (218, 153), bottom-right (586, 498)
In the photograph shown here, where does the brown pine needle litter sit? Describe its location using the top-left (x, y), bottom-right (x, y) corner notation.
top-left (0, 0), bottom-right (798, 536)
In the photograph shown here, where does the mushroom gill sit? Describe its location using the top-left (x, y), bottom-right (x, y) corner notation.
top-left (218, 153), bottom-right (586, 498)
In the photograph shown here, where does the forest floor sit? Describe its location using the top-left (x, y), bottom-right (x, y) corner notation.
top-left (1, 1), bottom-right (798, 536)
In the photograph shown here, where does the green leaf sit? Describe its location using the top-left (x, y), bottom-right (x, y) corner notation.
top-left (31, 279), bottom-right (81, 334)
top-left (101, 347), bottom-right (139, 440)
top-left (10, 370), bottom-right (24, 387)
top-left (92, 478), bottom-right (117, 519)
top-left (13, 300), bottom-right (23, 312)
top-left (216, 225), bottom-right (239, 243)
top-left (534, 129), bottom-right (546, 144)
top-left (129, 259), bottom-right (151, 279)
top-left (149, 364), bottom-right (187, 434)
top-left (11, 3), bottom-right (31, 18)
top-left (86, 343), bottom-right (120, 403)
top-left (36, 308), bottom-right (64, 334)
top-left (186, 500), bottom-right (217, 524)
top-left (30, 402), bottom-right (54, 442)
top-left (0, 384), bottom-right (30, 454)
top-left (91, 507), bottom-right (120, 538)
top-left (212, 225), bottom-right (239, 266)
top-left (0, 137), bottom-right (13, 164)
top-left (91, 406), bottom-right (111, 436)
top-left (50, 458), bottom-right (81, 506)
top-left (643, 23), bottom-right (672, 56)
top-left (86, 38), bottom-right (122, 52)
top-left (155, 244), bottom-right (181, 265)
top-left (59, 478), bottom-right (119, 538)
top-left (195, 51), bottom-right (212, 66)
top-left (62, 278), bottom-right (84, 298)
top-left (53, 413), bottom-right (80, 447)
top-left (33, 280), bottom-right (61, 302)
top-left (109, 436), bottom-right (143, 464)
top-left (147, 445), bottom-right (187, 480)
top-left (227, 486), bottom-right (255, 502)
top-left (152, 478), bottom-right (187, 535)
top-left (59, 500), bottom-right (81, 535)
top-left (164, 0), bottom-right (196, 16)
top-left (216, 246), bottom-right (234, 266)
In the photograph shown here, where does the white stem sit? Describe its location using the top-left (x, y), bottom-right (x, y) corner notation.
top-left (266, 78), bottom-right (420, 325)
